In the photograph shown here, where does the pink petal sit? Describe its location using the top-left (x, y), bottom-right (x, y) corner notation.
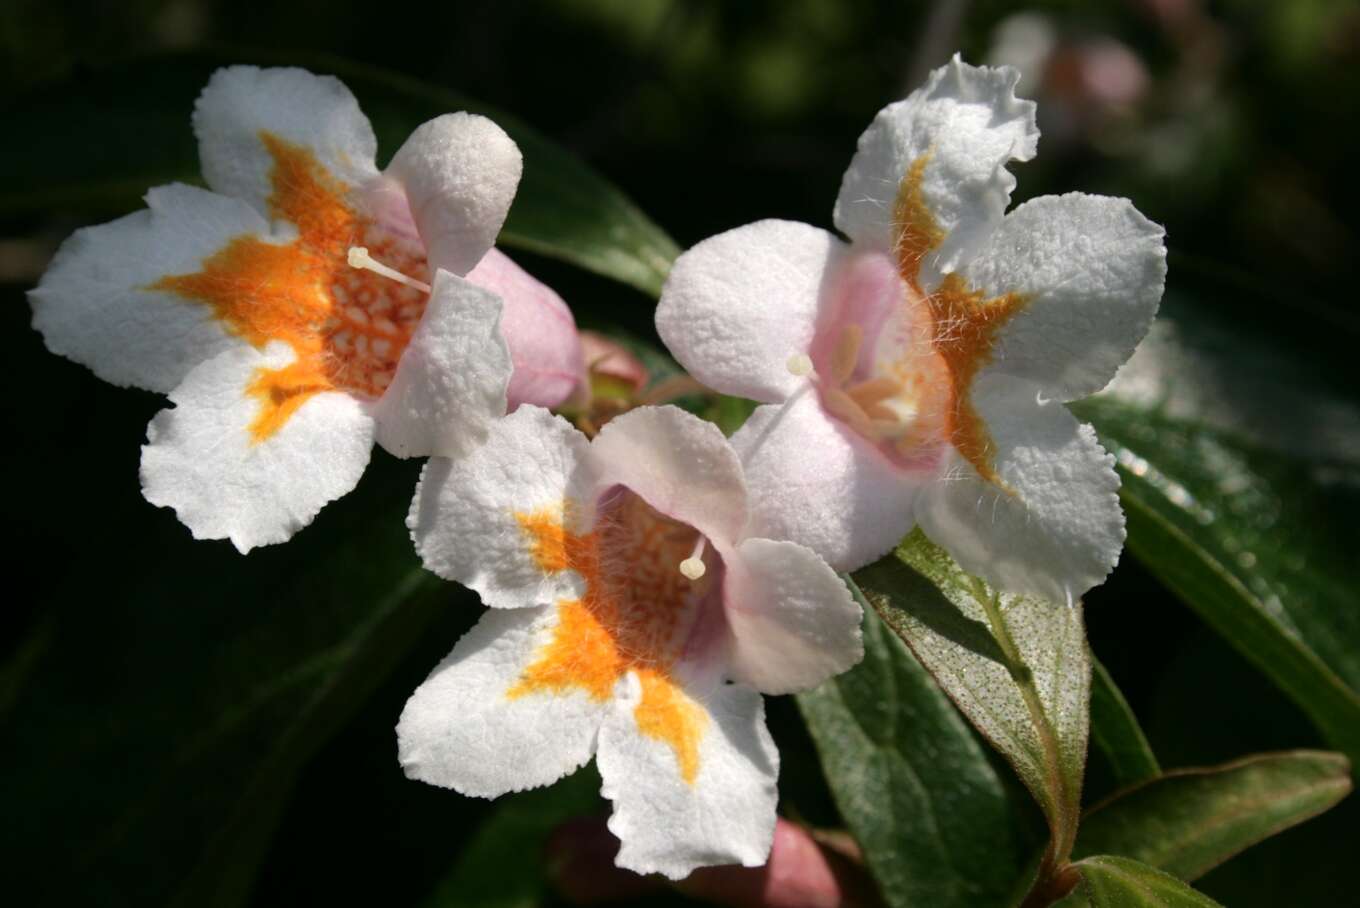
top-left (465, 248), bottom-right (585, 410)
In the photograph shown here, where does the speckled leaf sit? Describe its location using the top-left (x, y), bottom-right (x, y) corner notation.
top-left (1073, 751), bottom-right (1351, 881)
top-left (0, 52), bottom-right (679, 295)
top-left (1075, 294), bottom-right (1360, 771)
top-left (853, 534), bottom-right (1090, 868)
top-left (796, 596), bottom-right (1030, 908)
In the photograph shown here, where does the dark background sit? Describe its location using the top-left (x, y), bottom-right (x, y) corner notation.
top-left (2, 1), bottom-right (1358, 905)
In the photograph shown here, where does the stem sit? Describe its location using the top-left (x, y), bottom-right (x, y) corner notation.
top-left (1018, 861), bottom-right (1081, 908)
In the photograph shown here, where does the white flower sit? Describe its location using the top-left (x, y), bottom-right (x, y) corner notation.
top-left (656, 55), bottom-right (1167, 603)
top-left (30, 65), bottom-right (585, 552)
top-left (399, 404), bottom-right (863, 879)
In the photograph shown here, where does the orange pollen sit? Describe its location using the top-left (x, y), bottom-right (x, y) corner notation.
top-left (149, 131), bottom-right (431, 443)
top-left (508, 493), bottom-right (711, 784)
top-left (890, 151), bottom-right (1027, 485)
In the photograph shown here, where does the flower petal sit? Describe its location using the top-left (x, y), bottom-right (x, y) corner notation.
top-left (590, 405), bottom-right (748, 546)
top-left (730, 392), bottom-right (921, 572)
top-left (597, 671), bottom-right (778, 879)
top-left (914, 374), bottom-right (1124, 602)
top-left (397, 605), bottom-right (607, 797)
top-left (965, 193), bottom-right (1167, 401)
top-left (466, 248), bottom-right (585, 410)
top-left (384, 113), bottom-right (523, 276)
top-left (833, 55), bottom-right (1038, 281)
top-left (725, 538), bottom-right (863, 695)
top-left (194, 65), bottom-right (379, 216)
top-left (29, 184), bottom-right (267, 393)
top-left (140, 341), bottom-right (374, 552)
top-left (656, 219), bottom-right (846, 403)
top-left (409, 405), bottom-right (597, 608)
top-left (372, 270), bottom-right (511, 459)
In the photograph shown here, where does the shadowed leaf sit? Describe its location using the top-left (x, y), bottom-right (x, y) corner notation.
top-left (796, 598), bottom-right (1033, 908)
top-left (1073, 751), bottom-right (1351, 881)
top-left (1090, 658), bottom-right (1160, 788)
top-left (1063, 856), bottom-right (1223, 907)
top-left (1075, 295), bottom-right (1360, 773)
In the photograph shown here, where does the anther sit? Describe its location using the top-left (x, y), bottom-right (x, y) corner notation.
top-left (786, 353), bottom-right (814, 377)
top-left (679, 536), bottom-right (708, 580)
top-left (830, 325), bottom-right (862, 385)
top-left (679, 557), bottom-right (706, 580)
top-left (347, 246), bottom-right (432, 293)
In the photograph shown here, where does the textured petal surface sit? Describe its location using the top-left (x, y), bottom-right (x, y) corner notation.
top-left (598, 671), bottom-right (779, 879)
top-left (590, 406), bottom-right (748, 546)
top-left (194, 65), bottom-right (379, 215)
top-left (834, 55), bottom-right (1038, 281)
top-left (140, 342), bottom-right (375, 552)
top-left (372, 270), bottom-right (510, 459)
top-left (730, 392), bottom-right (922, 573)
top-left (29, 183), bottom-right (267, 393)
top-left (656, 220), bottom-right (845, 403)
top-left (724, 538), bottom-right (863, 695)
top-left (466, 248), bottom-right (584, 410)
top-left (397, 605), bottom-right (607, 797)
top-left (385, 113), bottom-right (523, 276)
top-left (967, 193), bottom-right (1167, 401)
top-left (409, 405), bottom-right (597, 609)
top-left (915, 374), bottom-right (1124, 602)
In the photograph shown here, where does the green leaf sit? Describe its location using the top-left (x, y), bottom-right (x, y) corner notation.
top-left (796, 592), bottom-right (1033, 908)
top-left (419, 768), bottom-right (602, 908)
top-left (1074, 295), bottom-right (1360, 771)
top-left (1073, 751), bottom-right (1352, 881)
top-left (0, 50), bottom-right (679, 295)
top-left (0, 455), bottom-right (460, 906)
top-left (1089, 658), bottom-right (1160, 788)
top-left (854, 533), bottom-right (1090, 870)
top-left (1067, 856), bottom-right (1223, 907)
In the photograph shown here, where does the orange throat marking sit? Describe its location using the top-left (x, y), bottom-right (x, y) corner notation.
top-left (892, 153), bottom-right (1027, 486)
top-left (509, 496), bottom-right (710, 784)
top-left (151, 132), bottom-right (431, 442)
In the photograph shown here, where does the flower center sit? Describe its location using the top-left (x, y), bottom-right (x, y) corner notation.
top-left (150, 132), bottom-right (432, 442)
top-left (809, 252), bottom-right (953, 469)
top-left (803, 153), bottom-right (1030, 484)
top-left (509, 488), bottom-right (718, 783)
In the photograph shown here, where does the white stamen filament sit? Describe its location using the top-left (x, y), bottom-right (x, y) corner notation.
top-left (679, 537), bottom-right (708, 580)
top-left (347, 246), bottom-right (431, 293)
top-left (786, 353), bottom-right (814, 377)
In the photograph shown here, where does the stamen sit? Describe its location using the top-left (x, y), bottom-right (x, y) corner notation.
top-left (846, 376), bottom-right (900, 407)
top-left (678, 537), bottom-right (708, 580)
top-left (830, 324), bottom-right (863, 385)
top-left (823, 386), bottom-right (878, 438)
top-left (786, 353), bottom-right (814, 377)
top-left (347, 246), bottom-right (432, 293)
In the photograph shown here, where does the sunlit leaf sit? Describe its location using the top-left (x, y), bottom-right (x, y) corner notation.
top-left (0, 51), bottom-right (679, 295)
top-left (1073, 751), bottom-right (1351, 881)
top-left (796, 596), bottom-right (1034, 908)
top-left (852, 534), bottom-right (1089, 881)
